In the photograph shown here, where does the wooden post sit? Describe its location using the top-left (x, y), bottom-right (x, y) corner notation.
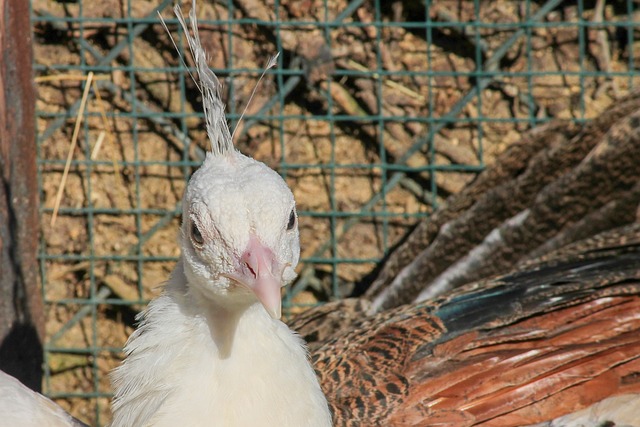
top-left (0, 0), bottom-right (44, 391)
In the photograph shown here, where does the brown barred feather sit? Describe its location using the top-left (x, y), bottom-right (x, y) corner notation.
top-left (304, 224), bottom-right (640, 426)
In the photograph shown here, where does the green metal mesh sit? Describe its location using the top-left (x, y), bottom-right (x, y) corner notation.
top-left (31, 0), bottom-right (639, 424)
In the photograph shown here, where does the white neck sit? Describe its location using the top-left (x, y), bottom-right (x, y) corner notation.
top-left (110, 259), bottom-right (331, 427)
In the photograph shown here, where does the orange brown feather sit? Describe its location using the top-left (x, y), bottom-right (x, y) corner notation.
top-left (309, 225), bottom-right (640, 426)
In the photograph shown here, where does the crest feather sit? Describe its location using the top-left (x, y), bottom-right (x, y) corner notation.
top-left (174, 1), bottom-right (233, 157)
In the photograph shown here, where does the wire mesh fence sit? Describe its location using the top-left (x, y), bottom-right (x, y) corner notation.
top-left (31, 0), bottom-right (639, 424)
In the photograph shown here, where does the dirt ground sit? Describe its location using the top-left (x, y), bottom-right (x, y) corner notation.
top-left (31, 0), bottom-right (639, 424)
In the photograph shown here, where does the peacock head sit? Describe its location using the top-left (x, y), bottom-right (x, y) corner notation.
top-left (180, 151), bottom-right (299, 320)
top-left (167, 2), bottom-right (298, 320)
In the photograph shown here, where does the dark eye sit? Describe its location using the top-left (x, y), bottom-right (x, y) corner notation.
top-left (191, 222), bottom-right (204, 245)
top-left (286, 209), bottom-right (296, 231)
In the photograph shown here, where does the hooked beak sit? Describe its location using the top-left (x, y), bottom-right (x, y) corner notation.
top-left (223, 235), bottom-right (285, 319)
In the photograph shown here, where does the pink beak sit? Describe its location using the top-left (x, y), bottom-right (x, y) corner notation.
top-left (225, 235), bottom-right (284, 319)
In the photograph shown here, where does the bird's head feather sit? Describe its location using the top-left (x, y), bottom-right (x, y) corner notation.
top-left (181, 152), bottom-right (299, 318)
top-left (170, 1), bottom-right (297, 319)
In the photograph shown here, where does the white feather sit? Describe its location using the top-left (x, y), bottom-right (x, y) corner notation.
top-left (111, 262), bottom-right (330, 427)
top-left (172, 2), bottom-right (233, 157)
top-left (0, 370), bottom-right (87, 427)
top-left (110, 2), bottom-right (331, 425)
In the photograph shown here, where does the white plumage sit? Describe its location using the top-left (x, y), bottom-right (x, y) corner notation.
top-left (0, 370), bottom-right (88, 427)
top-left (109, 2), bottom-right (331, 426)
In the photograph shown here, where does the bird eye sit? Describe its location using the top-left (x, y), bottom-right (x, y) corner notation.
top-left (286, 209), bottom-right (296, 231)
top-left (191, 222), bottom-right (204, 245)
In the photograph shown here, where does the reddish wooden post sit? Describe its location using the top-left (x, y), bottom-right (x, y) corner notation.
top-left (0, 0), bottom-right (44, 391)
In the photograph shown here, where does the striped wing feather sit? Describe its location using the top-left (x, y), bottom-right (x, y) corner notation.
top-left (312, 225), bottom-right (640, 426)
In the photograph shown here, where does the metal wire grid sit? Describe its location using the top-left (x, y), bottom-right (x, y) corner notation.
top-left (31, 0), bottom-right (639, 424)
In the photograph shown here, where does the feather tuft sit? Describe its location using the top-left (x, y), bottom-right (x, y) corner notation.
top-left (173, 1), bottom-right (233, 157)
top-left (160, 1), bottom-right (280, 152)
top-left (232, 52), bottom-right (280, 141)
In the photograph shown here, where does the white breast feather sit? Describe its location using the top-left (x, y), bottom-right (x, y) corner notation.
top-left (0, 370), bottom-right (86, 427)
top-left (110, 263), bottom-right (331, 427)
